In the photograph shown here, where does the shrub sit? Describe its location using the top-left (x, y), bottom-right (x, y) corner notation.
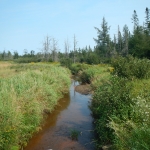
top-left (109, 95), bottom-right (150, 150)
top-left (60, 58), bottom-right (73, 68)
top-left (79, 65), bottom-right (110, 87)
top-left (91, 76), bottom-right (132, 148)
top-left (69, 63), bottom-right (89, 75)
top-left (111, 55), bottom-right (150, 79)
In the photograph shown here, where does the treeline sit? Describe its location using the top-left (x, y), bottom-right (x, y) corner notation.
top-left (1, 7), bottom-right (150, 64)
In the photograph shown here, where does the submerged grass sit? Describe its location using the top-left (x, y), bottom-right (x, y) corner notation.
top-left (0, 62), bottom-right (71, 149)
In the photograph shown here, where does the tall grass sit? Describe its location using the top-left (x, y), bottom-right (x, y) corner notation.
top-left (0, 63), bottom-right (71, 149)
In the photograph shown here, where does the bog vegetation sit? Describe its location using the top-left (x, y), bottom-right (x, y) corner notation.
top-left (0, 7), bottom-right (150, 150)
top-left (0, 62), bottom-right (71, 150)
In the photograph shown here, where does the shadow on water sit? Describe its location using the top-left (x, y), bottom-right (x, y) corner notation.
top-left (24, 80), bottom-right (95, 150)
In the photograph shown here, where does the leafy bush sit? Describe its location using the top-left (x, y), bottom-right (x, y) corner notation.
top-left (69, 63), bottom-right (89, 75)
top-left (90, 56), bottom-right (150, 149)
top-left (109, 95), bottom-right (150, 150)
top-left (91, 74), bottom-right (150, 149)
top-left (80, 68), bottom-right (94, 83)
top-left (60, 58), bottom-right (73, 68)
top-left (111, 55), bottom-right (150, 79)
top-left (91, 76), bottom-right (132, 148)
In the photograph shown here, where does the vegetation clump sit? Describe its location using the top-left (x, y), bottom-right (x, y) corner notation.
top-left (70, 129), bottom-right (80, 141)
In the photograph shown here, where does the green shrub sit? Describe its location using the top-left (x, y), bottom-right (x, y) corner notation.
top-left (111, 55), bottom-right (150, 79)
top-left (79, 65), bottom-right (110, 86)
top-left (91, 76), bottom-right (132, 148)
top-left (109, 95), bottom-right (150, 150)
top-left (60, 58), bottom-right (73, 68)
top-left (80, 68), bottom-right (94, 83)
top-left (69, 63), bottom-right (89, 75)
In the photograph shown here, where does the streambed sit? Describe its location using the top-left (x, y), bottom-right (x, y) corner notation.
top-left (24, 80), bottom-right (95, 150)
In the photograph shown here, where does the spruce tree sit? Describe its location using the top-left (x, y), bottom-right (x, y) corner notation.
top-left (94, 17), bottom-right (110, 58)
top-left (145, 7), bottom-right (150, 34)
top-left (131, 10), bottom-right (139, 31)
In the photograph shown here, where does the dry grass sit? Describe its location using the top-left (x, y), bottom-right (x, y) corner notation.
top-left (0, 61), bottom-right (17, 78)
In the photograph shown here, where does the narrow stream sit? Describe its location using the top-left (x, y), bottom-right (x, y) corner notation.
top-left (24, 80), bottom-right (95, 150)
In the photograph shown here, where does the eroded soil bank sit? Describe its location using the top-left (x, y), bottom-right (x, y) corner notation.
top-left (24, 81), bottom-right (95, 150)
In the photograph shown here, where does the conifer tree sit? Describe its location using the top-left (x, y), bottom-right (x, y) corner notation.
top-left (145, 7), bottom-right (150, 34)
top-left (94, 17), bottom-right (110, 58)
top-left (117, 25), bottom-right (122, 54)
top-left (131, 10), bottom-right (139, 31)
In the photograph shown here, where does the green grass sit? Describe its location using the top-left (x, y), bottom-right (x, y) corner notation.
top-left (0, 63), bottom-right (71, 149)
top-left (70, 129), bottom-right (80, 140)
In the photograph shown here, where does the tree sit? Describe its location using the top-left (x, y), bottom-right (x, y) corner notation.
top-left (117, 25), bottom-right (122, 54)
top-left (7, 51), bottom-right (12, 60)
top-left (94, 17), bottom-right (111, 58)
top-left (111, 34), bottom-right (117, 57)
top-left (51, 38), bottom-right (59, 62)
top-left (73, 34), bottom-right (78, 63)
top-left (64, 38), bottom-right (70, 58)
top-left (131, 10), bottom-right (139, 31)
top-left (13, 51), bottom-right (19, 59)
top-left (145, 7), bottom-right (150, 34)
top-left (30, 50), bottom-right (35, 57)
top-left (42, 35), bottom-right (51, 61)
top-left (122, 25), bottom-right (129, 56)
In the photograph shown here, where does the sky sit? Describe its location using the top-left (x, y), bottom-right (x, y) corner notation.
top-left (0, 0), bottom-right (149, 55)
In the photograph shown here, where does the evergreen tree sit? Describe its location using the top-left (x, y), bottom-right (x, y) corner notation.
top-left (131, 10), bottom-right (139, 31)
top-left (145, 7), bottom-right (150, 34)
top-left (117, 25), bottom-right (122, 54)
top-left (94, 17), bottom-right (110, 58)
top-left (13, 51), bottom-right (19, 59)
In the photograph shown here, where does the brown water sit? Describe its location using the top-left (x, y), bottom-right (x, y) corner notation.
top-left (24, 81), bottom-right (95, 150)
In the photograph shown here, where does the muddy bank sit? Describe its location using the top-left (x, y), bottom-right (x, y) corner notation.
top-left (74, 84), bottom-right (92, 95)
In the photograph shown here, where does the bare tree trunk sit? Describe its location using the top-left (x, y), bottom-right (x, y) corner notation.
top-left (51, 38), bottom-right (58, 62)
top-left (43, 35), bottom-right (51, 61)
top-left (73, 34), bottom-right (77, 63)
top-left (64, 38), bottom-right (70, 58)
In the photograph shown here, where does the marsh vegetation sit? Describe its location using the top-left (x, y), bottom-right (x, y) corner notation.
top-left (0, 62), bottom-right (71, 150)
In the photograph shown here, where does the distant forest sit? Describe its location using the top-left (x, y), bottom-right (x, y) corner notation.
top-left (1, 7), bottom-right (150, 64)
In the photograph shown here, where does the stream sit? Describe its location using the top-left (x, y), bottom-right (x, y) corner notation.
top-left (24, 80), bottom-right (95, 150)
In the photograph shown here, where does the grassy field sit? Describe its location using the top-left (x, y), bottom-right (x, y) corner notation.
top-left (0, 62), bottom-right (71, 150)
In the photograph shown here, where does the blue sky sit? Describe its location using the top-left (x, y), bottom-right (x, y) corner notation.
top-left (0, 0), bottom-right (149, 55)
